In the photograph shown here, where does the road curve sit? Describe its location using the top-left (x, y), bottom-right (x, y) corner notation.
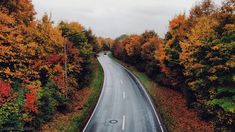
top-left (83, 53), bottom-right (164, 132)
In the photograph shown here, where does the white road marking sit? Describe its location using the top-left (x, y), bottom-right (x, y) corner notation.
top-left (116, 63), bottom-right (165, 132)
top-left (123, 92), bottom-right (126, 99)
top-left (120, 80), bottom-right (123, 84)
top-left (122, 115), bottom-right (125, 131)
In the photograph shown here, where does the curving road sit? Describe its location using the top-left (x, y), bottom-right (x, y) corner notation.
top-left (83, 53), bottom-right (164, 132)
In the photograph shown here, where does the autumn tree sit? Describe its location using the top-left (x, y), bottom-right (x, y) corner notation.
top-left (59, 21), bottom-right (93, 88)
top-left (180, 16), bottom-right (219, 100)
top-left (188, 0), bottom-right (216, 26)
top-left (25, 14), bottom-right (67, 93)
top-left (97, 37), bottom-right (114, 51)
top-left (0, 0), bottom-right (104, 130)
top-left (179, 2), bottom-right (235, 129)
top-left (84, 29), bottom-right (99, 52)
top-left (0, 0), bottom-right (35, 25)
top-left (159, 14), bottom-right (188, 89)
top-left (112, 35), bottom-right (127, 60)
top-left (140, 30), bottom-right (158, 44)
top-left (0, 4), bottom-right (38, 83)
top-left (141, 36), bottom-right (162, 79)
top-left (121, 35), bottom-right (142, 65)
top-left (215, 0), bottom-right (235, 37)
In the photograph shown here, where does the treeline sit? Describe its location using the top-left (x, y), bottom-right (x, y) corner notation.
top-left (0, 0), bottom-right (110, 130)
top-left (112, 0), bottom-right (235, 131)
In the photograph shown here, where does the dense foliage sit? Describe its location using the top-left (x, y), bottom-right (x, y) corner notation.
top-left (0, 0), bottom-right (100, 130)
top-left (1, 0), bottom-right (234, 131)
top-left (112, 0), bottom-right (235, 131)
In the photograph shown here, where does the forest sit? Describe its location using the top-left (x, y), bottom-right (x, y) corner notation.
top-left (0, 0), bottom-right (234, 131)
top-left (112, 0), bottom-right (235, 131)
top-left (0, 0), bottom-right (111, 130)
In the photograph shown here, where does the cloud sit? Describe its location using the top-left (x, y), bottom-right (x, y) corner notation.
top-left (32, 0), bottom-right (222, 38)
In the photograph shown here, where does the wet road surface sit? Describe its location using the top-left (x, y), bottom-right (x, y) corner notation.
top-left (83, 54), bottom-right (164, 132)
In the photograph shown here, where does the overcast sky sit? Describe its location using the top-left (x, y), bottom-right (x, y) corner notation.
top-left (32, 0), bottom-right (222, 38)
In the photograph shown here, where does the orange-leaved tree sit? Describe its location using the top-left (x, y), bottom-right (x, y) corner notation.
top-left (159, 14), bottom-right (188, 89)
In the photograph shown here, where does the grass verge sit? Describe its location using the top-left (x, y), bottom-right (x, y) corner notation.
top-left (67, 59), bottom-right (104, 132)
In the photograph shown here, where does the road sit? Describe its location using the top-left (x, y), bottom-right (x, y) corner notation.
top-left (83, 53), bottom-right (164, 132)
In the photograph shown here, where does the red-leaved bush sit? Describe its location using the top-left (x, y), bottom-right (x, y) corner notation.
top-left (0, 80), bottom-right (12, 97)
top-left (0, 80), bottom-right (12, 105)
top-left (24, 92), bottom-right (37, 113)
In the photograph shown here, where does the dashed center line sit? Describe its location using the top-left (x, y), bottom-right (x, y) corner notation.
top-left (122, 115), bottom-right (125, 131)
top-left (123, 92), bottom-right (126, 99)
top-left (120, 80), bottom-right (123, 84)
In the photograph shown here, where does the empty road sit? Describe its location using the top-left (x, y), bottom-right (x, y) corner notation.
top-left (83, 53), bottom-right (164, 132)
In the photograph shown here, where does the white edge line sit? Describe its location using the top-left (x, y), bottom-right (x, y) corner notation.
top-left (122, 115), bottom-right (126, 131)
top-left (123, 91), bottom-right (125, 99)
top-left (112, 58), bottom-right (165, 132)
top-left (83, 57), bottom-right (106, 132)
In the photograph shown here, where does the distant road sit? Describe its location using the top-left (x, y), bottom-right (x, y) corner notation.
top-left (83, 53), bottom-right (164, 132)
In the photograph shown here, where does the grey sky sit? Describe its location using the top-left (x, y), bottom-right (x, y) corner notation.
top-left (32, 0), bottom-right (222, 38)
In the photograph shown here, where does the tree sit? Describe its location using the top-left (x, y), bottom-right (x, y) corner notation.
top-left (84, 29), bottom-right (98, 52)
top-left (59, 21), bottom-right (93, 88)
top-left (0, 9), bottom-right (39, 83)
top-left (25, 14), bottom-right (66, 93)
top-left (141, 36), bottom-right (162, 79)
top-left (122, 35), bottom-right (142, 64)
top-left (215, 0), bottom-right (235, 37)
top-left (140, 30), bottom-right (158, 44)
top-left (188, 0), bottom-right (216, 26)
top-left (180, 14), bottom-right (235, 130)
top-left (159, 14), bottom-right (187, 89)
top-left (0, 0), bottom-right (35, 25)
top-left (0, 1), bottom-right (99, 130)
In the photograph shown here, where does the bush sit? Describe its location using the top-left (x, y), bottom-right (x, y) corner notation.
top-left (30, 80), bottom-right (67, 128)
top-left (0, 102), bottom-right (23, 131)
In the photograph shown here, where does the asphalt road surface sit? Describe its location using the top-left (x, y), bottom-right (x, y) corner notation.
top-left (83, 53), bottom-right (164, 132)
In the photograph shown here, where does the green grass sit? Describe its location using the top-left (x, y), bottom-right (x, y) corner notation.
top-left (67, 59), bottom-right (104, 132)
